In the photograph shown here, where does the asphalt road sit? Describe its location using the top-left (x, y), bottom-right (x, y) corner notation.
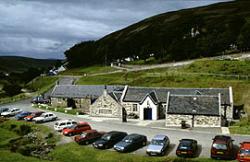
top-left (1, 99), bottom-right (250, 158)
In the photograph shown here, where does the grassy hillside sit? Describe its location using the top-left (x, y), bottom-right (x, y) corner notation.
top-left (65, 0), bottom-right (250, 68)
top-left (0, 56), bottom-right (59, 73)
top-left (75, 60), bottom-right (250, 112)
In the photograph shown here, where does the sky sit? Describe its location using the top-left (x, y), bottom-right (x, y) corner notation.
top-left (0, 0), bottom-right (229, 59)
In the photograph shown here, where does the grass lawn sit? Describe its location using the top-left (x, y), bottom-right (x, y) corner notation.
top-left (50, 142), bottom-right (234, 162)
top-left (60, 66), bottom-right (117, 76)
top-left (0, 76), bottom-right (58, 105)
top-left (26, 76), bottom-right (58, 93)
top-left (229, 117), bottom-right (250, 135)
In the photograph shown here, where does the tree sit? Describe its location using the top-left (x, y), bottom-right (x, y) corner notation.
top-left (3, 83), bottom-right (22, 96)
top-left (237, 22), bottom-right (250, 52)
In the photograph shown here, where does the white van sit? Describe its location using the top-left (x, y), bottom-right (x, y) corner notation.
top-left (54, 119), bottom-right (77, 131)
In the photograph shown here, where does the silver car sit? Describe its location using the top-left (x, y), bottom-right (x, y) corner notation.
top-left (146, 135), bottom-right (170, 156)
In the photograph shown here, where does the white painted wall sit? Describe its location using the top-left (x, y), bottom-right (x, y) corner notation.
top-left (139, 96), bottom-right (158, 120)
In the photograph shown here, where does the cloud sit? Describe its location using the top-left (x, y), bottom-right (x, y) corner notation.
top-left (0, 0), bottom-right (229, 59)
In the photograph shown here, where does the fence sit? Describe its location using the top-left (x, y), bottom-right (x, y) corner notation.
top-left (145, 71), bottom-right (250, 81)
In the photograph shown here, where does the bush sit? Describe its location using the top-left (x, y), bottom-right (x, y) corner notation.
top-left (14, 125), bottom-right (32, 136)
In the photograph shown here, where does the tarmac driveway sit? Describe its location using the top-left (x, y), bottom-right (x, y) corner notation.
top-left (1, 99), bottom-right (250, 158)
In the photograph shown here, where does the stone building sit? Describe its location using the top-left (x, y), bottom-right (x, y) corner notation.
top-left (166, 94), bottom-right (221, 127)
top-left (90, 89), bottom-right (123, 117)
top-left (50, 84), bottom-right (234, 127)
top-left (50, 85), bottom-right (123, 113)
top-left (120, 86), bottom-right (233, 124)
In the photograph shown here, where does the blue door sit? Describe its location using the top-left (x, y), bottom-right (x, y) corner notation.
top-left (144, 108), bottom-right (152, 120)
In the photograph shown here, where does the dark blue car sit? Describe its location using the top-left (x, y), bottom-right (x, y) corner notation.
top-left (15, 111), bottom-right (31, 120)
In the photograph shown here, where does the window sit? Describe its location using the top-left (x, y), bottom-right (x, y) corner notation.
top-left (132, 104), bottom-right (138, 111)
top-left (99, 109), bottom-right (112, 114)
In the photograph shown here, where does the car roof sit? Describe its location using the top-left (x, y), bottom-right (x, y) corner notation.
top-left (152, 135), bottom-right (167, 140)
top-left (107, 131), bottom-right (127, 135)
top-left (56, 119), bottom-right (75, 123)
top-left (43, 112), bottom-right (54, 115)
top-left (127, 133), bottom-right (145, 139)
top-left (84, 130), bottom-right (97, 133)
top-left (180, 139), bottom-right (197, 143)
top-left (241, 142), bottom-right (250, 149)
top-left (213, 135), bottom-right (232, 142)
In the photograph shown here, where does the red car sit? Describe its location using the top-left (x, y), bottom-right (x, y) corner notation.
top-left (211, 135), bottom-right (235, 160)
top-left (74, 130), bottom-right (105, 145)
top-left (62, 123), bottom-right (91, 136)
top-left (24, 111), bottom-right (44, 121)
top-left (237, 142), bottom-right (250, 162)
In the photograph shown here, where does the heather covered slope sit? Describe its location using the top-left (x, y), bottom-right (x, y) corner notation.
top-left (65, 0), bottom-right (250, 68)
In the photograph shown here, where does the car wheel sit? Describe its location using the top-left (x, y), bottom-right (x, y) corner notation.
top-left (105, 145), bottom-right (108, 149)
top-left (69, 133), bottom-right (72, 136)
top-left (85, 141), bottom-right (89, 145)
top-left (160, 151), bottom-right (165, 156)
top-left (142, 141), bottom-right (146, 146)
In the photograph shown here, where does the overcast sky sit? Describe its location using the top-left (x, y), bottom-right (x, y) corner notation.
top-left (0, 0), bottom-right (229, 59)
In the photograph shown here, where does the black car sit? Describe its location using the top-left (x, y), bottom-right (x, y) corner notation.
top-left (114, 133), bottom-right (147, 152)
top-left (31, 96), bottom-right (50, 104)
top-left (92, 131), bottom-right (127, 149)
top-left (176, 139), bottom-right (198, 157)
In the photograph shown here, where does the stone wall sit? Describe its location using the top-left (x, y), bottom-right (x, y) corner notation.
top-left (121, 102), bottom-right (139, 115)
top-left (221, 105), bottom-right (233, 120)
top-left (50, 97), bottom-right (91, 113)
top-left (51, 98), bottom-right (67, 107)
top-left (165, 114), bottom-right (221, 127)
top-left (90, 93), bottom-right (122, 117)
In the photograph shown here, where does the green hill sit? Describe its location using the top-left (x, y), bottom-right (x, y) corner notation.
top-left (65, 0), bottom-right (250, 68)
top-left (0, 56), bottom-right (59, 73)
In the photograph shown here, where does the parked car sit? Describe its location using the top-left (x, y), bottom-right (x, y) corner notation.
top-left (146, 135), bottom-right (170, 156)
top-left (33, 112), bottom-right (57, 123)
top-left (15, 111), bottom-right (31, 120)
top-left (93, 131), bottom-right (127, 149)
top-left (0, 107), bottom-right (9, 113)
top-left (62, 122), bottom-right (91, 136)
top-left (74, 130), bottom-right (106, 145)
top-left (24, 111), bottom-right (44, 121)
top-left (210, 135), bottom-right (235, 160)
top-left (1, 108), bottom-right (22, 117)
top-left (237, 142), bottom-right (250, 162)
top-left (31, 96), bottom-right (50, 104)
top-left (176, 139), bottom-right (198, 157)
top-left (114, 133), bottom-right (147, 152)
top-left (54, 119), bottom-right (77, 131)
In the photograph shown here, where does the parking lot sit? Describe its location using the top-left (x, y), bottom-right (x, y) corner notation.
top-left (1, 99), bottom-right (250, 158)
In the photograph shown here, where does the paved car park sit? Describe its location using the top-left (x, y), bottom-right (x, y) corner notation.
top-left (1, 99), bottom-right (250, 158)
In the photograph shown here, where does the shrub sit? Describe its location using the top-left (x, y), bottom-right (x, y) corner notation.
top-left (14, 125), bottom-right (32, 136)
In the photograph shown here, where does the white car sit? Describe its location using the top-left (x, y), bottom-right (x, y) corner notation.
top-left (54, 119), bottom-right (77, 131)
top-left (33, 112), bottom-right (57, 123)
top-left (1, 108), bottom-right (22, 117)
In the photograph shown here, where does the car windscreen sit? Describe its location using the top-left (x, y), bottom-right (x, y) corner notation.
top-left (80, 132), bottom-right (87, 138)
top-left (151, 139), bottom-right (164, 146)
top-left (212, 143), bottom-right (227, 150)
top-left (101, 134), bottom-right (111, 141)
top-left (179, 141), bottom-right (192, 150)
top-left (240, 149), bottom-right (250, 155)
top-left (122, 136), bottom-right (133, 143)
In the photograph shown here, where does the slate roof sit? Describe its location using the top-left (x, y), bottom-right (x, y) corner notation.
top-left (122, 86), bottom-right (230, 105)
top-left (167, 95), bottom-right (220, 116)
top-left (50, 85), bottom-right (123, 98)
top-left (109, 91), bottom-right (123, 101)
top-left (139, 91), bottom-right (159, 104)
